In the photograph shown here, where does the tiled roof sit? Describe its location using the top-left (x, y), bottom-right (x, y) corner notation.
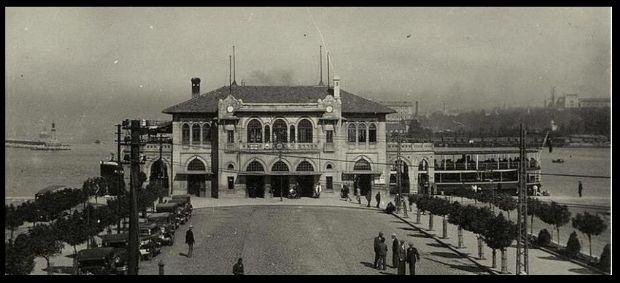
top-left (162, 85), bottom-right (396, 115)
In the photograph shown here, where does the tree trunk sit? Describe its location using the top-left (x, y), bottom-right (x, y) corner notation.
top-left (416, 208), bottom-right (421, 224)
top-left (477, 236), bottom-right (485, 259)
top-left (10, 229), bottom-right (14, 241)
top-left (442, 216), bottom-right (448, 238)
top-left (429, 214), bottom-right (434, 231)
top-left (457, 226), bottom-right (464, 248)
top-left (588, 235), bottom-right (592, 257)
top-left (491, 249), bottom-right (497, 268)
top-left (45, 257), bottom-right (50, 272)
top-left (501, 248), bottom-right (508, 273)
top-left (530, 214), bottom-right (534, 235)
top-left (556, 226), bottom-right (560, 246)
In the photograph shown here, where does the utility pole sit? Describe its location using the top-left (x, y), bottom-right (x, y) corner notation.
top-left (396, 128), bottom-right (402, 213)
top-left (516, 123), bottom-right (529, 274)
top-left (116, 124), bottom-right (122, 233)
top-left (127, 120), bottom-right (141, 275)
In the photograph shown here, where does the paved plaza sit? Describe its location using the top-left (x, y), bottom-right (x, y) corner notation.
top-left (138, 205), bottom-right (487, 275)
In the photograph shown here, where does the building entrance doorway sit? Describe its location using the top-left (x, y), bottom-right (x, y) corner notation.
top-left (187, 175), bottom-right (205, 197)
top-left (295, 175), bottom-right (315, 197)
top-left (272, 175), bottom-right (289, 198)
top-left (354, 174), bottom-right (372, 196)
top-left (246, 176), bottom-right (265, 198)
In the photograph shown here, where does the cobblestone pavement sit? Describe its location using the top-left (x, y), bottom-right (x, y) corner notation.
top-left (138, 205), bottom-right (487, 275)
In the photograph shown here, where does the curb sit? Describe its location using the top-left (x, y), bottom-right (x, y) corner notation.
top-left (390, 212), bottom-right (499, 275)
top-left (192, 202), bottom-right (383, 211)
top-left (534, 245), bottom-right (608, 275)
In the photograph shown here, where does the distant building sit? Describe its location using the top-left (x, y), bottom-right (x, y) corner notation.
top-left (377, 100), bottom-right (417, 133)
top-left (579, 97), bottom-right (610, 108)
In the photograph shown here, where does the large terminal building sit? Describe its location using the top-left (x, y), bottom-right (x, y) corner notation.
top-left (130, 77), bottom-right (542, 199)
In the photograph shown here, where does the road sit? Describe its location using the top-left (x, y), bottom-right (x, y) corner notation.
top-left (138, 206), bottom-right (487, 275)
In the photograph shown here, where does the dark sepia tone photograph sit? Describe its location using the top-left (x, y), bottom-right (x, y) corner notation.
top-left (4, 6), bottom-right (611, 275)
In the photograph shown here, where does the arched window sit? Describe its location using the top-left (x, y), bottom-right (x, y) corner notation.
top-left (246, 161), bottom-right (264, 172)
top-left (296, 161), bottom-right (314, 172)
top-left (202, 123), bottom-right (211, 143)
top-left (358, 123), bottom-right (367, 143)
top-left (182, 124), bottom-right (190, 145)
top-left (247, 119), bottom-right (263, 143)
top-left (326, 164), bottom-right (333, 170)
top-left (354, 159), bottom-right (371, 171)
top-left (273, 119), bottom-right (287, 143)
top-left (369, 123), bottom-right (377, 143)
top-left (348, 123), bottom-right (356, 142)
top-left (264, 125), bottom-right (271, 143)
top-left (297, 119), bottom-right (313, 143)
top-left (187, 158), bottom-right (206, 171)
top-left (227, 164), bottom-right (234, 170)
top-left (272, 161), bottom-right (289, 172)
top-left (192, 124), bottom-right (201, 144)
top-left (418, 160), bottom-right (428, 171)
top-left (290, 125), bottom-right (296, 143)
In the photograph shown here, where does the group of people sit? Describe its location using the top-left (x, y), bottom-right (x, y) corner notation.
top-left (373, 232), bottom-right (420, 275)
top-left (340, 184), bottom-right (382, 208)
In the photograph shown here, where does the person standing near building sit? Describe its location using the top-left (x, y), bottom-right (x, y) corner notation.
top-left (578, 180), bottom-right (583, 198)
top-left (356, 186), bottom-right (362, 204)
top-left (375, 191), bottom-right (381, 208)
top-left (185, 225), bottom-right (195, 258)
top-left (391, 234), bottom-right (399, 268)
top-left (232, 258), bottom-right (244, 275)
top-left (365, 190), bottom-right (372, 207)
top-left (373, 232), bottom-right (385, 268)
top-left (406, 242), bottom-right (420, 275)
top-left (397, 240), bottom-right (407, 275)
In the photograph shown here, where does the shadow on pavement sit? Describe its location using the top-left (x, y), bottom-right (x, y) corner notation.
top-left (399, 227), bottom-right (416, 231)
top-left (378, 271), bottom-right (393, 275)
top-left (360, 261), bottom-right (375, 269)
top-left (538, 255), bottom-right (564, 261)
top-left (430, 251), bottom-right (464, 259)
top-left (568, 268), bottom-right (598, 275)
top-left (179, 252), bottom-right (189, 257)
top-left (407, 234), bottom-right (428, 238)
top-left (425, 257), bottom-right (484, 274)
top-left (426, 242), bottom-right (447, 248)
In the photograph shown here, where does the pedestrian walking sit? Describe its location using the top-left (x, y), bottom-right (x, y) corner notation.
top-left (391, 234), bottom-right (399, 268)
top-left (375, 192), bottom-right (381, 208)
top-left (232, 258), bottom-right (244, 275)
top-left (378, 238), bottom-right (388, 270)
top-left (343, 185), bottom-right (352, 201)
top-left (406, 242), bottom-right (421, 275)
top-left (373, 232), bottom-right (385, 268)
top-left (356, 187), bottom-right (361, 204)
top-left (578, 180), bottom-right (583, 198)
top-left (397, 240), bottom-right (407, 275)
top-left (365, 191), bottom-right (372, 207)
top-left (185, 225), bottom-right (195, 258)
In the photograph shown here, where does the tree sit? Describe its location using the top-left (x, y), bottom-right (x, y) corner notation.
top-left (430, 197), bottom-right (452, 239)
top-left (571, 212), bottom-right (607, 257)
top-left (28, 224), bottom-right (64, 272)
top-left (5, 234), bottom-right (35, 275)
top-left (5, 204), bottom-right (24, 242)
top-left (482, 213), bottom-right (517, 273)
top-left (565, 231), bottom-right (581, 258)
top-left (495, 194), bottom-right (517, 219)
top-left (56, 212), bottom-right (91, 258)
top-left (469, 206), bottom-right (495, 260)
top-left (527, 198), bottom-right (542, 234)
top-left (538, 201), bottom-right (571, 244)
top-left (448, 202), bottom-right (466, 248)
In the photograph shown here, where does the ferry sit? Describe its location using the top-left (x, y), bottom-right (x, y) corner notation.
top-left (5, 122), bottom-right (71, 151)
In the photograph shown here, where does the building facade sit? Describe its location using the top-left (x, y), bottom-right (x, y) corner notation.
top-left (163, 77), bottom-right (395, 198)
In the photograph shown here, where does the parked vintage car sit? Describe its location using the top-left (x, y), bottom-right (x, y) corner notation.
top-left (77, 247), bottom-right (128, 275)
top-left (101, 232), bottom-right (156, 261)
top-left (156, 203), bottom-right (183, 227)
top-left (169, 194), bottom-right (193, 220)
top-left (147, 212), bottom-right (176, 245)
top-left (138, 223), bottom-right (162, 259)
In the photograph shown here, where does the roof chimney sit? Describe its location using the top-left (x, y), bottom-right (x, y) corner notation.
top-left (191, 77), bottom-right (201, 99)
top-left (333, 75), bottom-right (340, 99)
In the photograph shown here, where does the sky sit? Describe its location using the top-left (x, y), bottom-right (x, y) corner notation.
top-left (5, 7), bottom-right (611, 143)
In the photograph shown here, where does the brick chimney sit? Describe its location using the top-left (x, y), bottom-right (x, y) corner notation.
top-left (333, 75), bottom-right (340, 99)
top-left (191, 77), bottom-right (201, 99)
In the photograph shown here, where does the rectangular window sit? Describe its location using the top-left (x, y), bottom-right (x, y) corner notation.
top-left (326, 177), bottom-right (333, 190)
top-left (326, 130), bottom-right (333, 143)
top-left (227, 130), bottom-right (234, 143)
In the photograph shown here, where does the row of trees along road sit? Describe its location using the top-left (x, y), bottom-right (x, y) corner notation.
top-left (4, 173), bottom-right (165, 275)
top-left (413, 189), bottom-right (608, 267)
top-left (410, 195), bottom-right (516, 273)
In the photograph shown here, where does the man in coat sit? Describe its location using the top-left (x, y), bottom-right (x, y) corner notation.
top-left (185, 225), bottom-right (195, 258)
top-left (373, 232), bottom-right (385, 268)
top-left (233, 258), bottom-right (244, 275)
top-left (377, 238), bottom-right (388, 270)
top-left (397, 240), bottom-right (407, 275)
top-left (375, 192), bottom-right (381, 208)
top-left (391, 234), bottom-right (399, 268)
top-left (365, 190), bottom-right (372, 207)
top-left (406, 242), bottom-right (421, 275)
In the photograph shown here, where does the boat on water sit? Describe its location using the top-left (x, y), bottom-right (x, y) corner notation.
top-left (5, 122), bottom-right (71, 151)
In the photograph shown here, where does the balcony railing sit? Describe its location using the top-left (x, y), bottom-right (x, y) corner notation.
top-left (233, 142), bottom-right (320, 152)
top-left (434, 161), bottom-right (541, 171)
